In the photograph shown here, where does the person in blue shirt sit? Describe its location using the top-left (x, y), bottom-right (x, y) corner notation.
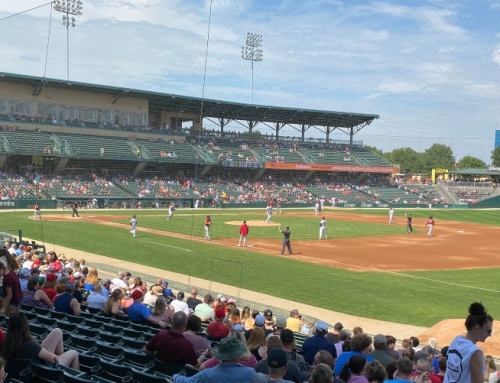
top-left (334, 332), bottom-right (374, 376)
top-left (173, 337), bottom-right (256, 383)
top-left (302, 321), bottom-right (337, 365)
top-left (127, 290), bottom-right (168, 328)
top-left (392, 357), bottom-right (415, 382)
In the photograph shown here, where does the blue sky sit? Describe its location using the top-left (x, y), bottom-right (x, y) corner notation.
top-left (1, 0), bottom-right (499, 162)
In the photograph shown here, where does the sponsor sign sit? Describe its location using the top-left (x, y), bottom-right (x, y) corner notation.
top-left (265, 162), bottom-right (396, 173)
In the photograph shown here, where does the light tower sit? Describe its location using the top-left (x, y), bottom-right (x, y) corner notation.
top-left (241, 32), bottom-right (263, 104)
top-left (54, 0), bottom-right (83, 81)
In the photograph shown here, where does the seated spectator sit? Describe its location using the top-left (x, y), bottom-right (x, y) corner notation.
top-left (207, 308), bottom-right (231, 339)
top-left (126, 290), bottom-right (167, 327)
top-left (151, 297), bottom-right (174, 327)
top-left (367, 334), bottom-right (395, 368)
top-left (392, 357), bottom-right (414, 382)
top-left (100, 278), bottom-right (111, 299)
top-left (254, 348), bottom-right (296, 383)
top-left (254, 336), bottom-right (300, 383)
top-left (110, 271), bottom-right (130, 292)
top-left (46, 251), bottom-right (63, 274)
top-left (334, 330), bottom-right (352, 358)
top-left (103, 289), bottom-right (125, 316)
top-left (200, 326), bottom-right (257, 371)
top-left (364, 360), bottom-right (388, 383)
top-left (19, 268), bottom-right (31, 290)
top-left (2, 314), bottom-right (79, 376)
top-left (41, 273), bottom-right (58, 301)
top-left (87, 285), bottom-right (106, 310)
top-left (54, 282), bottom-right (81, 316)
top-left (173, 337), bottom-right (256, 383)
top-left (22, 253), bottom-right (34, 269)
top-left (194, 294), bottom-right (214, 322)
top-left (385, 335), bottom-right (400, 360)
top-left (268, 316), bottom-right (287, 339)
top-left (22, 276), bottom-right (53, 309)
top-left (430, 357), bottom-right (446, 383)
top-left (245, 314), bottom-right (272, 340)
top-left (300, 350), bottom-right (340, 383)
top-left (334, 333), bottom-right (374, 376)
top-left (246, 326), bottom-right (267, 362)
top-left (230, 308), bottom-right (242, 327)
top-left (397, 339), bottom-right (413, 359)
top-left (186, 288), bottom-right (202, 310)
top-left (301, 318), bottom-right (315, 335)
top-left (286, 309), bottom-right (303, 332)
top-left (263, 309), bottom-right (275, 330)
top-left (412, 356), bottom-right (433, 383)
top-left (325, 322), bottom-right (343, 344)
top-left (241, 306), bottom-right (252, 330)
top-left (171, 291), bottom-right (190, 314)
top-left (143, 285), bottom-right (164, 307)
top-left (338, 354), bottom-right (368, 383)
top-left (143, 311), bottom-right (203, 366)
top-left (302, 322), bottom-right (336, 365)
top-left (385, 360), bottom-right (398, 381)
top-left (84, 267), bottom-right (99, 291)
top-left (184, 315), bottom-right (213, 358)
top-left (280, 329), bottom-right (305, 365)
top-left (162, 280), bottom-right (175, 301)
top-left (71, 272), bottom-right (84, 303)
top-left (310, 363), bottom-right (336, 383)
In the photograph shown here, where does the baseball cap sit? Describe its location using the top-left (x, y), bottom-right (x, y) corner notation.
top-left (275, 316), bottom-right (287, 328)
top-left (131, 290), bottom-right (143, 299)
top-left (177, 291), bottom-right (185, 300)
top-left (73, 272), bottom-right (82, 279)
top-left (374, 334), bottom-right (387, 345)
top-left (233, 324), bottom-right (243, 331)
top-left (19, 268), bottom-right (30, 277)
top-left (422, 345), bottom-right (438, 355)
top-left (267, 349), bottom-right (288, 368)
top-left (280, 329), bottom-right (294, 343)
top-left (334, 322), bottom-right (343, 330)
top-left (220, 297), bottom-right (227, 302)
top-left (255, 314), bottom-right (265, 326)
top-left (162, 280), bottom-right (169, 286)
top-left (65, 282), bottom-right (75, 291)
top-left (263, 309), bottom-right (273, 320)
top-left (101, 278), bottom-right (111, 285)
top-left (217, 294), bottom-right (223, 299)
top-left (316, 322), bottom-right (329, 332)
top-left (59, 276), bottom-right (70, 283)
top-left (215, 308), bottom-right (225, 319)
top-left (228, 298), bottom-right (236, 304)
top-left (322, 216), bottom-right (325, 219)
top-left (46, 273), bottom-right (57, 283)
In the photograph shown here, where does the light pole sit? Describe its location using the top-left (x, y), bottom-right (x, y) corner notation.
top-left (241, 32), bottom-right (263, 104)
top-left (54, 0), bottom-right (83, 81)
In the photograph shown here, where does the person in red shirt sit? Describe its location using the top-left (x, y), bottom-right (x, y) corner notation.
top-left (2, 263), bottom-right (23, 316)
top-left (238, 221), bottom-right (249, 247)
top-left (204, 215), bottom-right (212, 240)
top-left (207, 309), bottom-right (230, 339)
top-left (425, 216), bottom-right (435, 237)
top-left (47, 252), bottom-right (63, 274)
top-left (41, 273), bottom-right (58, 301)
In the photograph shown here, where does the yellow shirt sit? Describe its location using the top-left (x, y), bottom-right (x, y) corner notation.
top-left (286, 317), bottom-right (303, 333)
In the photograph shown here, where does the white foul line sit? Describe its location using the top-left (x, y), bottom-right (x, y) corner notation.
top-left (140, 241), bottom-right (192, 252)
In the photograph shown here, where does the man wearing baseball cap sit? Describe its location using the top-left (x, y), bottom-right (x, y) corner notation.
top-left (302, 321), bottom-right (337, 365)
top-left (172, 337), bottom-right (256, 383)
top-left (127, 290), bottom-right (167, 328)
top-left (253, 348), bottom-right (292, 383)
top-left (207, 308), bottom-right (230, 339)
top-left (245, 314), bottom-right (273, 340)
top-left (367, 334), bottom-right (394, 368)
top-left (171, 291), bottom-right (190, 315)
top-left (54, 282), bottom-right (81, 316)
top-left (100, 278), bottom-right (111, 299)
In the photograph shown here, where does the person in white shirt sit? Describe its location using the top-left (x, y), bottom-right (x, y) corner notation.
top-left (111, 272), bottom-right (130, 292)
top-left (22, 253), bottom-right (34, 269)
top-left (319, 216), bottom-right (327, 239)
top-left (171, 291), bottom-right (190, 314)
top-left (143, 286), bottom-right (164, 307)
top-left (87, 285), bottom-right (107, 310)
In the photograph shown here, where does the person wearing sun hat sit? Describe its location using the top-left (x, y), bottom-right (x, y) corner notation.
top-left (143, 285), bottom-right (164, 307)
top-left (172, 337), bottom-right (256, 383)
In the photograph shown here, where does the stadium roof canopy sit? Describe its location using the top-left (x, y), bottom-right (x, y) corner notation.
top-left (0, 72), bottom-right (379, 128)
top-left (449, 167), bottom-right (500, 176)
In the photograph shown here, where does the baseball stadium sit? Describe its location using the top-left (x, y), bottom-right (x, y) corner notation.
top-left (1, 1), bottom-right (500, 381)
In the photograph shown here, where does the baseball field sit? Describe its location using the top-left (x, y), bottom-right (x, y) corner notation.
top-left (3, 207), bottom-right (500, 328)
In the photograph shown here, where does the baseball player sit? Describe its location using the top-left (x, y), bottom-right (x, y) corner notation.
top-left (130, 215), bottom-right (137, 238)
top-left (319, 216), bottom-right (327, 239)
top-left (266, 204), bottom-right (273, 223)
top-left (276, 199), bottom-right (282, 214)
top-left (279, 226), bottom-right (292, 255)
top-left (314, 201), bottom-right (320, 215)
top-left (425, 216), bottom-right (435, 237)
top-left (194, 199), bottom-right (200, 209)
top-left (33, 202), bottom-right (42, 220)
top-left (167, 203), bottom-right (175, 220)
top-left (204, 215), bottom-right (212, 240)
top-left (405, 213), bottom-right (413, 233)
top-left (238, 220), bottom-right (249, 247)
top-left (388, 207), bottom-right (394, 224)
top-left (72, 202), bottom-right (80, 217)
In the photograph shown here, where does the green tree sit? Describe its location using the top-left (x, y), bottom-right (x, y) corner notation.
top-left (386, 147), bottom-right (424, 174)
top-left (421, 144), bottom-right (455, 173)
top-left (492, 147), bottom-right (500, 166)
top-left (458, 155), bottom-right (486, 169)
top-left (364, 145), bottom-right (384, 156)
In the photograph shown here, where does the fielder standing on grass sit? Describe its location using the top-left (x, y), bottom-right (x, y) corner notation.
top-left (130, 215), bottom-right (137, 238)
top-left (238, 220), bottom-right (249, 247)
top-left (204, 215), bottom-right (212, 240)
top-left (266, 203), bottom-right (273, 223)
top-left (33, 202), bottom-right (42, 220)
top-left (279, 226), bottom-right (292, 256)
top-left (388, 207), bottom-right (394, 224)
top-left (167, 202), bottom-right (175, 220)
top-left (425, 216), bottom-right (435, 237)
top-left (319, 216), bottom-right (327, 239)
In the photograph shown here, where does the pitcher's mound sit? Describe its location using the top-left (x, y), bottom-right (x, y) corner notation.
top-left (225, 220), bottom-right (280, 227)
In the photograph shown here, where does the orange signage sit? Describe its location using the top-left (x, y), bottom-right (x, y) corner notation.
top-left (265, 162), bottom-right (397, 174)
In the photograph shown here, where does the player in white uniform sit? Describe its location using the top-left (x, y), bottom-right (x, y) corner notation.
top-left (130, 215), bottom-right (137, 238)
top-left (194, 199), bottom-right (200, 209)
top-left (276, 200), bottom-right (282, 214)
top-left (388, 207), bottom-right (394, 224)
top-left (167, 203), bottom-right (175, 220)
top-left (314, 202), bottom-right (320, 215)
top-left (266, 205), bottom-right (273, 223)
top-left (319, 216), bottom-right (327, 239)
top-left (331, 197), bottom-right (336, 207)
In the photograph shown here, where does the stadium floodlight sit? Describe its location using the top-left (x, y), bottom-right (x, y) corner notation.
top-left (54, 0), bottom-right (83, 81)
top-left (241, 32), bottom-right (263, 104)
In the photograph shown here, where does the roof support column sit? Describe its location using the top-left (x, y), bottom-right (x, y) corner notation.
top-left (301, 124), bottom-right (306, 142)
top-left (218, 118), bottom-right (232, 137)
top-left (350, 127), bottom-right (354, 145)
top-left (274, 122), bottom-right (286, 140)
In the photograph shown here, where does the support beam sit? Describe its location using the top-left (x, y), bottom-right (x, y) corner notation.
top-left (132, 162), bottom-right (147, 177)
top-left (273, 122), bottom-right (286, 140)
top-left (254, 167), bottom-right (267, 179)
top-left (112, 90), bottom-right (127, 105)
top-left (302, 171), bottom-right (315, 182)
top-left (199, 165), bottom-right (213, 177)
top-left (32, 80), bottom-right (46, 96)
top-left (54, 157), bottom-right (69, 174)
top-left (0, 155), bottom-right (7, 170)
top-left (217, 118), bottom-right (232, 137)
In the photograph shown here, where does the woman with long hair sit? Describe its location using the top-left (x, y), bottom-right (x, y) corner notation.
top-left (241, 306), bottom-right (251, 330)
top-left (444, 302), bottom-right (493, 383)
top-left (22, 277), bottom-right (53, 309)
top-left (484, 355), bottom-right (498, 383)
top-left (229, 307), bottom-right (241, 327)
top-left (246, 326), bottom-right (267, 361)
top-left (46, 252), bottom-right (63, 274)
top-left (2, 314), bottom-right (79, 373)
top-left (339, 354), bottom-right (368, 383)
top-left (1, 252), bottom-right (23, 317)
top-left (151, 298), bottom-right (173, 326)
top-left (103, 289), bottom-right (125, 316)
top-left (84, 268), bottom-right (99, 290)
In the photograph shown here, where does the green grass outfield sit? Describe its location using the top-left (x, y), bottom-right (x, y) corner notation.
top-left (3, 208), bottom-right (499, 327)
